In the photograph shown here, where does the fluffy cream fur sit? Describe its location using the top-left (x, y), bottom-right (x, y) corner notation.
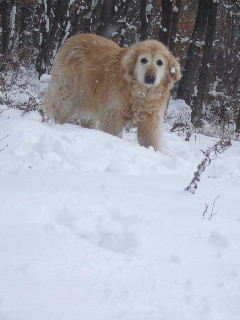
top-left (44, 33), bottom-right (181, 151)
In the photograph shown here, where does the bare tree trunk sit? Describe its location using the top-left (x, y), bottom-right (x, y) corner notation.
top-left (36, 0), bottom-right (70, 75)
top-left (168, 0), bottom-right (181, 52)
top-left (177, 0), bottom-right (209, 106)
top-left (0, 0), bottom-right (10, 54)
top-left (211, 0), bottom-right (240, 131)
top-left (236, 108), bottom-right (240, 133)
top-left (96, 0), bottom-right (113, 36)
top-left (191, 0), bottom-right (218, 125)
top-left (140, 0), bottom-right (147, 40)
top-left (159, 0), bottom-right (173, 47)
top-left (70, 1), bottom-right (93, 35)
top-left (111, 0), bottom-right (140, 46)
top-left (0, 0), bottom-right (17, 54)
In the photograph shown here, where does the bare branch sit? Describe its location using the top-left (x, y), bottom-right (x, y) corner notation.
top-left (0, 97), bottom-right (6, 105)
top-left (185, 139), bottom-right (232, 194)
top-left (202, 203), bottom-right (209, 219)
top-left (202, 195), bottom-right (220, 220)
top-left (0, 144), bottom-right (8, 152)
top-left (0, 134), bottom-right (9, 152)
top-left (208, 195), bottom-right (220, 220)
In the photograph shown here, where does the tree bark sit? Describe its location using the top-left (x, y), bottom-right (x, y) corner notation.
top-left (168, 0), bottom-right (181, 52)
top-left (177, 0), bottom-right (209, 106)
top-left (159, 0), bottom-right (173, 47)
top-left (0, 0), bottom-right (17, 54)
top-left (140, 0), bottom-right (147, 40)
top-left (97, 0), bottom-right (113, 36)
top-left (36, 0), bottom-right (69, 75)
top-left (0, 0), bottom-right (10, 54)
top-left (191, 0), bottom-right (219, 125)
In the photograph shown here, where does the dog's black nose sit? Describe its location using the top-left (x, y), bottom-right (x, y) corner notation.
top-left (145, 73), bottom-right (155, 84)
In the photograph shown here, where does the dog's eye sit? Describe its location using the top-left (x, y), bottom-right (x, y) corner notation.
top-left (141, 58), bottom-right (148, 64)
top-left (156, 59), bottom-right (163, 66)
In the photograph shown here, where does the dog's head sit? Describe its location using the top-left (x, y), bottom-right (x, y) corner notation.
top-left (122, 40), bottom-right (181, 88)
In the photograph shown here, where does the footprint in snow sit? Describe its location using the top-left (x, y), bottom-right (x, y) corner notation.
top-left (208, 230), bottom-right (229, 248)
top-left (56, 208), bottom-right (138, 253)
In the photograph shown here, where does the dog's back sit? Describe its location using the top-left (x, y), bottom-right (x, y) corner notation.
top-left (44, 34), bottom-right (123, 124)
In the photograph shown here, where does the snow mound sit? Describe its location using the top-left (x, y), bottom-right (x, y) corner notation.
top-left (166, 99), bottom-right (192, 129)
top-left (0, 106), bottom-right (196, 175)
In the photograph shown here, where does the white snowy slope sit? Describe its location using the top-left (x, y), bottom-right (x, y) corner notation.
top-left (0, 102), bottom-right (240, 320)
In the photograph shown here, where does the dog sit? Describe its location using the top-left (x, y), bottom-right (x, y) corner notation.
top-left (44, 33), bottom-right (181, 151)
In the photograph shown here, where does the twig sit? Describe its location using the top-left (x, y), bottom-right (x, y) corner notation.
top-left (208, 195), bottom-right (220, 220)
top-left (185, 139), bottom-right (232, 194)
top-left (0, 97), bottom-right (6, 105)
top-left (0, 144), bottom-right (8, 152)
top-left (0, 134), bottom-right (9, 142)
top-left (202, 203), bottom-right (209, 219)
top-left (202, 195), bottom-right (220, 220)
top-left (0, 134), bottom-right (9, 152)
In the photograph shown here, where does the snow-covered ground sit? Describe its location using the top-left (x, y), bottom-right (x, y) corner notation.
top-left (0, 73), bottom-right (240, 320)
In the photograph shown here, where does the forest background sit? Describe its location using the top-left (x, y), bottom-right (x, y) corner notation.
top-left (0, 0), bottom-right (240, 133)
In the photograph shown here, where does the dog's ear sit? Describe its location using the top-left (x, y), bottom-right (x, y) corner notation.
top-left (121, 48), bottom-right (138, 83)
top-left (168, 56), bottom-right (181, 83)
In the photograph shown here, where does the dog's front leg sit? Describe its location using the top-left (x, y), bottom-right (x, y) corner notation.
top-left (99, 110), bottom-right (124, 137)
top-left (137, 114), bottom-right (163, 152)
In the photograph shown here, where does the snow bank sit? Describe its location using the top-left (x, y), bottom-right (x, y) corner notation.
top-left (0, 105), bottom-right (197, 176)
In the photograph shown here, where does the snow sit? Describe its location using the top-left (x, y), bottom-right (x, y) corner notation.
top-left (10, 5), bottom-right (16, 39)
top-left (0, 74), bottom-right (240, 320)
top-left (180, 37), bottom-right (189, 43)
top-left (166, 99), bottom-right (192, 128)
top-left (43, 0), bottom-right (49, 33)
top-left (195, 40), bottom-right (205, 48)
top-left (146, 3), bottom-right (153, 14)
top-left (173, 5), bottom-right (179, 13)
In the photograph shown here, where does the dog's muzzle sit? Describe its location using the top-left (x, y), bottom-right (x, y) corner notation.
top-left (144, 72), bottom-right (156, 85)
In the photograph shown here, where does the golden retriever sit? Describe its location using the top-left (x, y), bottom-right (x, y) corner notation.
top-left (44, 33), bottom-right (181, 151)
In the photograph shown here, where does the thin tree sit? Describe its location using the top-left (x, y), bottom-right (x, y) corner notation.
top-left (159, 0), bottom-right (173, 47)
top-left (177, 0), bottom-right (209, 107)
top-left (191, 0), bottom-right (219, 126)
